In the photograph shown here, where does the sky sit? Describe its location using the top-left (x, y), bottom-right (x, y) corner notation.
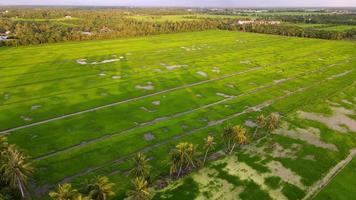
top-left (0, 0), bottom-right (355, 7)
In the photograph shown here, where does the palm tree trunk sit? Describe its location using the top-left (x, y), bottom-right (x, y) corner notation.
top-left (177, 163), bottom-right (183, 177)
top-left (229, 143), bottom-right (236, 155)
top-left (253, 127), bottom-right (258, 139)
top-left (203, 149), bottom-right (209, 166)
top-left (17, 177), bottom-right (25, 198)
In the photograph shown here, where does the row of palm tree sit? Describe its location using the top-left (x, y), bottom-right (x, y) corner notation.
top-left (49, 175), bottom-right (115, 200)
top-left (126, 153), bottom-right (152, 200)
top-left (0, 135), bottom-right (33, 200)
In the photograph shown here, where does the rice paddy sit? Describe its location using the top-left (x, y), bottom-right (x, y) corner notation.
top-left (0, 30), bottom-right (355, 199)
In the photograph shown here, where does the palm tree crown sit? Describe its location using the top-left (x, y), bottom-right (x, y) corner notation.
top-left (126, 177), bottom-right (151, 200)
top-left (1, 145), bottom-right (33, 198)
top-left (49, 183), bottom-right (79, 200)
top-left (130, 153), bottom-right (151, 179)
top-left (86, 176), bottom-right (115, 200)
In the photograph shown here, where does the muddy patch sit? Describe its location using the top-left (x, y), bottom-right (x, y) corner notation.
top-left (245, 120), bottom-right (257, 128)
top-left (297, 106), bottom-right (356, 133)
top-left (266, 161), bottom-right (305, 189)
top-left (271, 143), bottom-right (301, 159)
top-left (303, 155), bottom-right (316, 161)
top-left (222, 157), bottom-right (288, 200)
top-left (274, 122), bottom-right (338, 151)
top-left (192, 167), bottom-right (243, 200)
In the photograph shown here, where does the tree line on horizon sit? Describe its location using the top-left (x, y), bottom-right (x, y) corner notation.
top-left (0, 8), bottom-right (355, 46)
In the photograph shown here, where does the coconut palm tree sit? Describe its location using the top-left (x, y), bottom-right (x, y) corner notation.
top-left (267, 113), bottom-right (280, 132)
top-left (203, 135), bottom-right (215, 165)
top-left (253, 114), bottom-right (267, 138)
top-left (222, 124), bottom-right (234, 153)
top-left (1, 145), bottom-right (33, 198)
top-left (176, 142), bottom-right (199, 177)
top-left (229, 125), bottom-right (248, 154)
top-left (49, 183), bottom-right (79, 200)
top-left (130, 153), bottom-right (151, 179)
top-left (86, 176), bottom-right (115, 200)
top-left (126, 177), bottom-right (151, 200)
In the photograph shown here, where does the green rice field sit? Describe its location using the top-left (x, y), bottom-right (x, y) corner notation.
top-left (0, 30), bottom-right (355, 199)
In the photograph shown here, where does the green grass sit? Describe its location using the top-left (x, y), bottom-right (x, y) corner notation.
top-left (0, 30), bottom-right (355, 199)
top-left (314, 158), bottom-right (356, 200)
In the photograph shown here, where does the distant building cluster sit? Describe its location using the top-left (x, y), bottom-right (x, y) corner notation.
top-left (237, 20), bottom-right (281, 25)
top-left (0, 31), bottom-right (11, 41)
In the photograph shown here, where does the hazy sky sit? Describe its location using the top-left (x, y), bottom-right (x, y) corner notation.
top-left (0, 0), bottom-right (355, 7)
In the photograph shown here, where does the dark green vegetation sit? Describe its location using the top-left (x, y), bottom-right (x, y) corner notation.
top-left (0, 29), bottom-right (355, 199)
top-left (314, 158), bottom-right (356, 200)
top-left (1, 7), bottom-right (355, 46)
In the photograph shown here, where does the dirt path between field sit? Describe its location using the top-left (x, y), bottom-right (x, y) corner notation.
top-left (303, 148), bottom-right (356, 200)
top-left (54, 71), bottom-right (354, 186)
top-left (32, 63), bottom-right (340, 161)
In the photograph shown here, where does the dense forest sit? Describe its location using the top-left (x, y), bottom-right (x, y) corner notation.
top-left (0, 7), bottom-right (355, 46)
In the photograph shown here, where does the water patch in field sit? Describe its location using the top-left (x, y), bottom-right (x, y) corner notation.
top-left (144, 133), bottom-right (155, 141)
top-left (92, 59), bottom-right (120, 65)
top-left (297, 106), bottom-right (356, 133)
top-left (111, 75), bottom-right (121, 79)
top-left (98, 72), bottom-right (107, 76)
top-left (245, 120), bottom-right (257, 128)
top-left (76, 56), bottom-right (121, 65)
top-left (31, 105), bottom-right (42, 111)
top-left (197, 71), bottom-right (208, 77)
top-left (161, 63), bottom-right (187, 71)
top-left (76, 59), bottom-right (87, 65)
top-left (240, 60), bottom-right (251, 64)
top-left (21, 116), bottom-right (32, 121)
top-left (273, 122), bottom-right (338, 151)
top-left (152, 101), bottom-right (161, 106)
top-left (3, 93), bottom-right (10, 100)
top-left (135, 82), bottom-right (154, 90)
top-left (212, 67), bottom-right (220, 73)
